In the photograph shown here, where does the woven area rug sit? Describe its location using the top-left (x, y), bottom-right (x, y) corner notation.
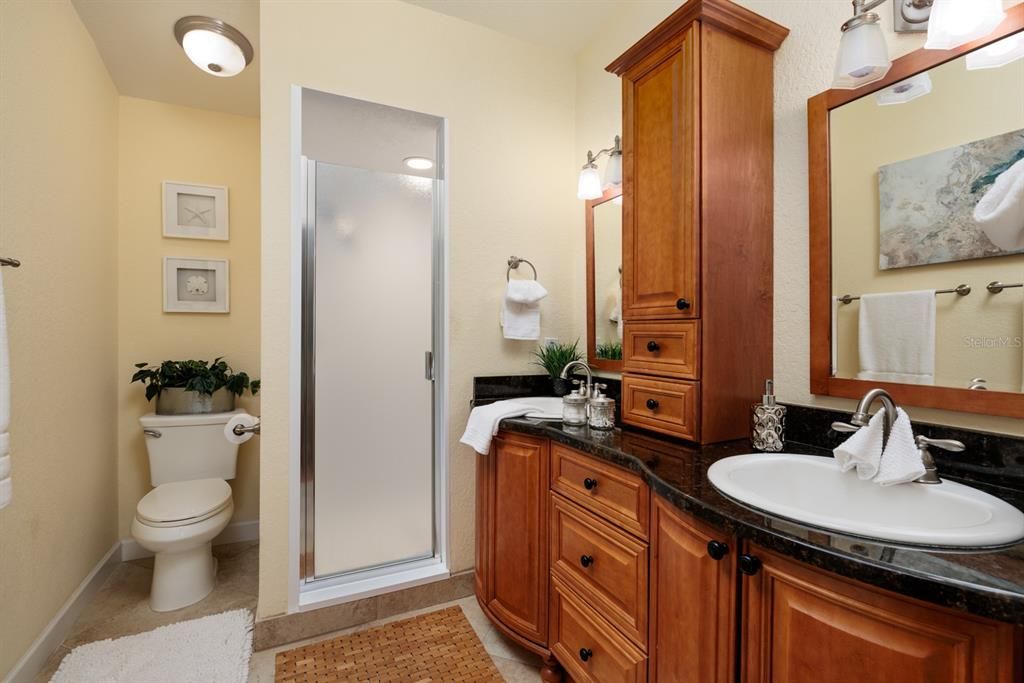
top-left (275, 606), bottom-right (503, 682)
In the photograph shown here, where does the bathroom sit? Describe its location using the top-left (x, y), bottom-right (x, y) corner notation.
top-left (1, 0), bottom-right (1023, 681)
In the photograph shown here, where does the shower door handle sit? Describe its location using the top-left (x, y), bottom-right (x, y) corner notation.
top-left (425, 351), bottom-right (434, 382)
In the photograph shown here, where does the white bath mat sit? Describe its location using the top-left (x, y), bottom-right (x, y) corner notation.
top-left (51, 609), bottom-right (252, 683)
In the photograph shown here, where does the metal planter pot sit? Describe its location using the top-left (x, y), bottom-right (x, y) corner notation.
top-left (155, 387), bottom-right (236, 415)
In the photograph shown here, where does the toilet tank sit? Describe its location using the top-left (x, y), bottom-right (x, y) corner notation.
top-left (139, 410), bottom-right (243, 486)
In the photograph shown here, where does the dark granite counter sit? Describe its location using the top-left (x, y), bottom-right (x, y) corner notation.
top-left (497, 417), bottom-right (1024, 624)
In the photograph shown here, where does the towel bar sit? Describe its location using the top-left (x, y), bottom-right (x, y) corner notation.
top-left (838, 284), bottom-right (970, 305)
top-left (506, 256), bottom-right (537, 282)
top-left (987, 281), bottom-right (1024, 294)
top-left (0, 257), bottom-right (20, 268)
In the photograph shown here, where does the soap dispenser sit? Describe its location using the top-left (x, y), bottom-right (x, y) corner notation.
top-left (588, 384), bottom-right (616, 430)
top-left (752, 379), bottom-right (786, 452)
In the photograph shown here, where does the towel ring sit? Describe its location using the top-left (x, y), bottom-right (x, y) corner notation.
top-left (507, 256), bottom-right (537, 282)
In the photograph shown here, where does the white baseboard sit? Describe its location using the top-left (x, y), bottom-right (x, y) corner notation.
top-left (119, 519), bottom-right (260, 562)
top-left (3, 541), bottom-right (121, 683)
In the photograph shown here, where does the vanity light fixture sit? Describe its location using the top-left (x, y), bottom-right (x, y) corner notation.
top-left (403, 156), bottom-right (434, 170)
top-left (833, 1), bottom-right (892, 89)
top-left (875, 72), bottom-right (932, 105)
top-left (578, 135), bottom-right (622, 200)
top-left (966, 33), bottom-right (1024, 70)
top-left (925, 0), bottom-right (1005, 50)
top-left (174, 16), bottom-right (253, 78)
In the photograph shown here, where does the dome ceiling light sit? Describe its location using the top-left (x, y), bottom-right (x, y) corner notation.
top-left (173, 16), bottom-right (254, 78)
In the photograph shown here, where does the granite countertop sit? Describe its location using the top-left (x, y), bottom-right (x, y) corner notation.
top-left (497, 417), bottom-right (1024, 624)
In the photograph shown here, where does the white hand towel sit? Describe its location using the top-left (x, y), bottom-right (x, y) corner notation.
top-left (0, 270), bottom-right (10, 511)
top-left (501, 280), bottom-right (548, 341)
top-left (874, 408), bottom-right (926, 486)
top-left (834, 409), bottom-right (885, 480)
top-left (856, 290), bottom-right (935, 385)
top-left (460, 400), bottom-right (534, 455)
top-left (974, 157), bottom-right (1024, 251)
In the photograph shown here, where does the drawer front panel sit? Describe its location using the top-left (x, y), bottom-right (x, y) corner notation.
top-left (551, 444), bottom-right (649, 539)
top-left (622, 374), bottom-right (699, 442)
top-left (550, 494), bottom-right (649, 648)
top-left (623, 320), bottom-right (700, 379)
top-left (550, 577), bottom-right (648, 683)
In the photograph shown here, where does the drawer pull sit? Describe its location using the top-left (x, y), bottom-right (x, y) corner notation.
top-left (646, 340), bottom-right (660, 352)
top-left (676, 298), bottom-right (691, 310)
top-left (579, 554), bottom-right (594, 568)
top-left (579, 648), bottom-right (593, 663)
top-left (739, 554), bottom-right (762, 576)
top-left (583, 477), bottom-right (598, 491)
top-left (707, 540), bottom-right (729, 561)
top-left (645, 398), bottom-right (659, 411)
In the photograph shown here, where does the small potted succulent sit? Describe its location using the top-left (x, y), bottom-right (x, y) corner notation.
top-left (131, 358), bottom-right (260, 415)
top-left (531, 340), bottom-right (583, 396)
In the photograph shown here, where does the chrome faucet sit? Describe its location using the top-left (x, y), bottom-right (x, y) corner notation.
top-left (560, 360), bottom-right (593, 398)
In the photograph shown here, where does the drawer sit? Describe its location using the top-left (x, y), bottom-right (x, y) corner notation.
top-left (623, 320), bottom-right (699, 379)
top-left (550, 576), bottom-right (648, 683)
top-left (622, 374), bottom-right (699, 442)
top-left (551, 443), bottom-right (649, 540)
top-left (550, 494), bottom-right (648, 649)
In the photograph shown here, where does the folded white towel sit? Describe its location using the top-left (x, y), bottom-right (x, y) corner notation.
top-left (874, 408), bottom-right (925, 486)
top-left (856, 290), bottom-right (935, 385)
top-left (0, 270), bottom-right (10, 511)
top-left (460, 400), bottom-right (534, 455)
top-left (834, 410), bottom-right (885, 480)
top-left (975, 157), bottom-right (1024, 251)
top-left (501, 280), bottom-right (548, 341)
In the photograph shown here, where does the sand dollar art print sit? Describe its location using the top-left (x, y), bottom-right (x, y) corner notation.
top-left (878, 128), bottom-right (1024, 270)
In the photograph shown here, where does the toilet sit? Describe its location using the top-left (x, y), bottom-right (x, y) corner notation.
top-left (131, 410), bottom-right (242, 612)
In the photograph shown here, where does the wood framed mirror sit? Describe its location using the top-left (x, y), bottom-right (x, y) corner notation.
top-left (809, 6), bottom-right (1024, 418)
top-left (586, 187), bottom-right (623, 371)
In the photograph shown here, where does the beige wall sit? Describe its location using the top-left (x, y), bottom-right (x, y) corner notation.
top-left (258, 0), bottom-right (579, 618)
top-left (117, 97), bottom-right (261, 537)
top-left (0, 0), bottom-right (119, 675)
top-left (831, 58), bottom-right (1024, 391)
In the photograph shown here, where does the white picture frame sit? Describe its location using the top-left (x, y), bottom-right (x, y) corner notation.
top-left (163, 257), bottom-right (230, 314)
top-left (162, 181), bottom-right (229, 240)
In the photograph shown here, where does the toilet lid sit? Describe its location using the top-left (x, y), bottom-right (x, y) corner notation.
top-left (137, 478), bottom-right (232, 526)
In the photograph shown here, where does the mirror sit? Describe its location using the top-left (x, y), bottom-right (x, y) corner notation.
top-left (586, 188), bottom-right (623, 370)
top-left (809, 11), bottom-right (1024, 417)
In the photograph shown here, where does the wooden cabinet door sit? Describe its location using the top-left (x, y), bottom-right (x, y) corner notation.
top-left (649, 497), bottom-right (736, 683)
top-left (742, 544), bottom-right (1021, 683)
top-left (621, 25), bottom-right (699, 321)
top-left (485, 432), bottom-right (550, 646)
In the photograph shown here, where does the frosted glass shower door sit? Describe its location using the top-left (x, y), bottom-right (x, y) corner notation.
top-left (308, 160), bottom-right (436, 578)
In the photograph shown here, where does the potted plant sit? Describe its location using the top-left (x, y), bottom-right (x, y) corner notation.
top-left (131, 358), bottom-right (260, 415)
top-left (597, 342), bottom-right (623, 360)
top-left (531, 340), bottom-right (583, 396)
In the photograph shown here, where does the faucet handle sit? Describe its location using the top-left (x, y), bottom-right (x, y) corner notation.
top-left (916, 435), bottom-right (965, 452)
top-left (831, 421), bottom-right (860, 434)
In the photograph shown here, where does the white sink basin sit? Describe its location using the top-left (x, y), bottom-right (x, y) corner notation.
top-left (707, 453), bottom-right (1024, 548)
top-left (515, 396), bottom-right (564, 420)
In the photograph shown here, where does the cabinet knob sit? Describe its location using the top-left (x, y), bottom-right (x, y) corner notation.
top-left (707, 540), bottom-right (729, 561)
top-left (583, 477), bottom-right (598, 490)
top-left (676, 298), bottom-right (691, 310)
top-left (579, 648), bottom-right (593, 663)
top-left (580, 554), bottom-right (594, 568)
top-left (646, 398), bottom-right (659, 410)
top-left (646, 340), bottom-right (660, 352)
top-left (739, 554), bottom-right (762, 576)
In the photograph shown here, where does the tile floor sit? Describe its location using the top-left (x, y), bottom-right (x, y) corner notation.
top-left (34, 541), bottom-right (543, 682)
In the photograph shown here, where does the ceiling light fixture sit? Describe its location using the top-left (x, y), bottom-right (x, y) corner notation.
top-left (875, 72), bottom-right (933, 105)
top-left (403, 156), bottom-right (434, 170)
top-left (967, 33), bottom-right (1024, 70)
top-left (174, 16), bottom-right (254, 78)
top-left (577, 135), bottom-right (622, 200)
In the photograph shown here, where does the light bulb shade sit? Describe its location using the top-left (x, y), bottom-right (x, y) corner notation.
top-left (966, 34), bottom-right (1024, 70)
top-left (603, 153), bottom-right (623, 188)
top-left (174, 16), bottom-right (254, 78)
top-left (876, 72), bottom-right (933, 105)
top-left (577, 166), bottom-right (603, 200)
top-left (925, 0), bottom-right (1006, 51)
top-left (833, 21), bottom-right (892, 89)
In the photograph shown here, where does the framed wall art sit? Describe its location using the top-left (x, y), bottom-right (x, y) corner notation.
top-left (162, 181), bottom-right (229, 240)
top-left (163, 257), bottom-right (229, 313)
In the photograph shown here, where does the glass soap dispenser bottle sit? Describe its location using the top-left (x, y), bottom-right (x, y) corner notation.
top-left (588, 384), bottom-right (616, 430)
top-left (752, 379), bottom-right (786, 452)
top-left (562, 384), bottom-right (590, 426)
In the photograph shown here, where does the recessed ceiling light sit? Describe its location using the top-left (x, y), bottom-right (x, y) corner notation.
top-left (174, 16), bottom-right (254, 78)
top-left (403, 157), bottom-right (434, 171)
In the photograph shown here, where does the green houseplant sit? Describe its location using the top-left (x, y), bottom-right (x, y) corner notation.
top-left (131, 358), bottom-right (260, 415)
top-left (596, 342), bottom-right (623, 361)
top-left (531, 340), bottom-right (583, 396)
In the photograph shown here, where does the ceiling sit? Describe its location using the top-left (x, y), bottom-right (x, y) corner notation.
top-left (402, 0), bottom-right (627, 54)
top-left (71, 0), bottom-right (259, 117)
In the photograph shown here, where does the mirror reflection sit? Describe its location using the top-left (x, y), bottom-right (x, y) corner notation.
top-left (830, 39), bottom-right (1024, 393)
top-left (589, 193), bottom-right (622, 364)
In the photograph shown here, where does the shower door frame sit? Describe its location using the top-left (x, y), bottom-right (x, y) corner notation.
top-left (297, 141), bottom-right (449, 602)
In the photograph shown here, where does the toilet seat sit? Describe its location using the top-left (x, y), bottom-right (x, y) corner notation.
top-left (136, 478), bottom-right (232, 528)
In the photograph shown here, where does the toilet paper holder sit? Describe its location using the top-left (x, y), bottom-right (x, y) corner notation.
top-left (232, 417), bottom-right (261, 436)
